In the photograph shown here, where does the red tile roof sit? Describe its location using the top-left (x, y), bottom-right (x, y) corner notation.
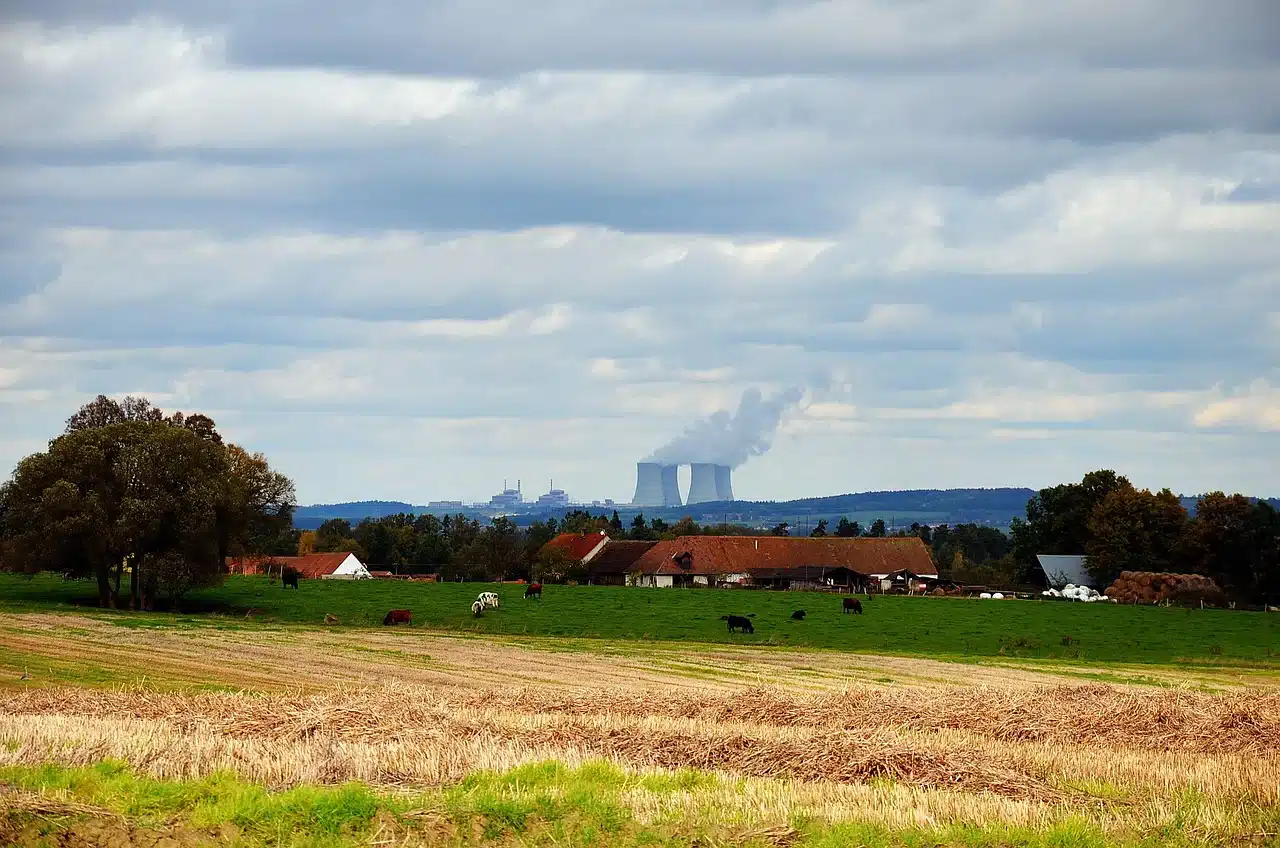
top-left (633, 536), bottom-right (937, 577)
top-left (542, 531), bottom-right (610, 562)
top-left (226, 553), bottom-right (360, 579)
top-left (588, 540), bottom-right (658, 574)
top-left (289, 553), bottom-right (360, 579)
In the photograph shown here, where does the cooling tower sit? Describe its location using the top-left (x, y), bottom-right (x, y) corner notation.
top-left (660, 464), bottom-right (682, 507)
top-left (632, 462), bottom-right (664, 506)
top-left (714, 464), bottom-right (734, 501)
top-left (687, 463), bottom-right (722, 504)
top-left (634, 462), bottom-right (682, 506)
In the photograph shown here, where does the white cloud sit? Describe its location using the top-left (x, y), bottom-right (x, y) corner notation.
top-left (1, 8), bottom-right (1277, 502)
top-left (1194, 381), bottom-right (1280, 431)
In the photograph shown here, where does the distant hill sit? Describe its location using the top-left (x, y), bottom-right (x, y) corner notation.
top-left (293, 488), bottom-right (1279, 531)
top-left (292, 488), bottom-right (1039, 530)
top-left (294, 501), bottom-right (424, 528)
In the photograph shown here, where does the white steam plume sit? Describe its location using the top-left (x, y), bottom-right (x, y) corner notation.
top-left (646, 386), bottom-right (804, 468)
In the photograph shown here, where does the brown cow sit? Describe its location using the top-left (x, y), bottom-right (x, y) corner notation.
top-left (525, 583), bottom-right (542, 599)
top-left (843, 597), bottom-right (863, 614)
top-left (282, 567), bottom-right (300, 589)
top-left (383, 609), bottom-right (412, 626)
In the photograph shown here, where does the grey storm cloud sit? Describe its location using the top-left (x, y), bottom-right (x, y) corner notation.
top-left (5, 0), bottom-right (1278, 75)
top-left (0, 1), bottom-right (1278, 503)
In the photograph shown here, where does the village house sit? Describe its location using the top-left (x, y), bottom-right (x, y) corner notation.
top-left (584, 540), bottom-right (658, 585)
top-left (541, 530), bottom-right (611, 564)
top-left (631, 536), bottom-right (938, 590)
top-left (226, 552), bottom-right (372, 580)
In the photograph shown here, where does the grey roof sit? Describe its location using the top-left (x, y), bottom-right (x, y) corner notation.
top-left (1036, 555), bottom-right (1093, 588)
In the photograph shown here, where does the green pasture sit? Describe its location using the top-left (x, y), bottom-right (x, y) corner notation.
top-left (2, 761), bottom-right (1268, 848)
top-left (0, 573), bottom-right (1274, 665)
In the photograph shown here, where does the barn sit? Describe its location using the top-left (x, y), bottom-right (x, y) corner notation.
top-left (585, 540), bottom-right (658, 585)
top-left (226, 552), bottom-right (372, 580)
top-left (1036, 554), bottom-right (1093, 588)
top-left (633, 536), bottom-right (937, 589)
top-left (289, 552), bottom-right (372, 580)
top-left (541, 531), bottom-right (611, 565)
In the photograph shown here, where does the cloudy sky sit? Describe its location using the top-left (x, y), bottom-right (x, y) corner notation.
top-left (2, 1), bottom-right (1278, 506)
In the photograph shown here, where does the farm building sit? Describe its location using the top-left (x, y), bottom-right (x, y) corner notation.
top-left (742, 565), bottom-right (871, 592)
top-left (880, 568), bottom-right (933, 593)
top-left (586, 540), bottom-right (658, 585)
top-left (632, 536), bottom-right (937, 589)
top-left (542, 531), bottom-right (611, 564)
top-left (1036, 555), bottom-right (1094, 588)
top-left (225, 552), bottom-right (372, 580)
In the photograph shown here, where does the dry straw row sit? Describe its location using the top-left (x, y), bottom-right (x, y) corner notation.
top-left (5, 681), bottom-right (1275, 754)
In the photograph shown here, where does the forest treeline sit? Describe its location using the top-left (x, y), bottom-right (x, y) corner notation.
top-left (297, 469), bottom-right (1278, 604)
top-left (3, 397), bottom-right (1275, 606)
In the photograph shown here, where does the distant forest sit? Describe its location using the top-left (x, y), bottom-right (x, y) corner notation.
top-left (286, 476), bottom-right (1280, 605)
top-left (294, 488), bottom-right (1279, 533)
top-left (294, 488), bottom-right (1043, 530)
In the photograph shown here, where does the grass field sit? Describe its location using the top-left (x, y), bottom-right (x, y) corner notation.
top-left (0, 572), bottom-right (1276, 665)
top-left (2, 575), bottom-right (1279, 846)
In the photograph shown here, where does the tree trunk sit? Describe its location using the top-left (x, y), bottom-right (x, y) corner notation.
top-left (142, 567), bottom-right (158, 611)
top-left (95, 566), bottom-right (114, 609)
top-left (110, 561), bottom-right (124, 609)
top-left (130, 555), bottom-right (142, 610)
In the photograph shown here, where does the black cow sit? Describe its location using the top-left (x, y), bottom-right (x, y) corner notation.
top-left (525, 583), bottom-right (542, 599)
top-left (791, 609), bottom-right (806, 620)
top-left (720, 614), bottom-right (754, 634)
top-left (843, 597), bottom-right (863, 614)
top-left (282, 567), bottom-right (300, 590)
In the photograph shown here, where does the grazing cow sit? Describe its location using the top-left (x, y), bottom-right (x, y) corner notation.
top-left (525, 583), bottom-right (542, 600)
top-left (719, 614), bottom-right (754, 634)
top-left (471, 600), bottom-right (484, 616)
top-left (843, 598), bottom-right (863, 615)
top-left (383, 609), bottom-right (412, 626)
top-left (323, 613), bottom-right (340, 625)
top-left (791, 610), bottom-right (806, 620)
top-left (282, 567), bottom-right (299, 590)
top-left (477, 591), bottom-right (500, 609)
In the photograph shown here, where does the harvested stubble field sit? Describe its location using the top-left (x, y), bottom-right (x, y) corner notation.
top-left (2, 611), bottom-right (1279, 846)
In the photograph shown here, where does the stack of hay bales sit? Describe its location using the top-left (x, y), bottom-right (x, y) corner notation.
top-left (1104, 571), bottom-right (1225, 606)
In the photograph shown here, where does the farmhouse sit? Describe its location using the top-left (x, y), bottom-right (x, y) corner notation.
top-left (585, 540), bottom-right (658, 585)
top-left (632, 536), bottom-right (937, 589)
top-left (226, 552), bottom-right (372, 580)
top-left (542, 530), bottom-right (611, 564)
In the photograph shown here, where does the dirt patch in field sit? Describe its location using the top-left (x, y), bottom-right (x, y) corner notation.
top-left (0, 789), bottom-right (216, 848)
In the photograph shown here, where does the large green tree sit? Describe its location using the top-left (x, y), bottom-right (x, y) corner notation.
top-left (1184, 493), bottom-right (1280, 602)
top-left (0, 397), bottom-right (295, 609)
top-left (1084, 486), bottom-right (1189, 585)
top-left (1010, 470), bottom-right (1130, 563)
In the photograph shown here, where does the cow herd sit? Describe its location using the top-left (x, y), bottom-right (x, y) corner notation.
top-left (718, 596), bottom-right (865, 634)
top-left (381, 583), bottom-right (544, 625)
top-left (278, 569), bottom-right (863, 635)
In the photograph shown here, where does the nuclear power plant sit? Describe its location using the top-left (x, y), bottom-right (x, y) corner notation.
top-left (632, 461), bottom-right (734, 507)
top-left (632, 385), bottom-right (801, 508)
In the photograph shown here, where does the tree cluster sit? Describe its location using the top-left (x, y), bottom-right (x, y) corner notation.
top-left (1011, 470), bottom-right (1279, 604)
top-left (0, 396), bottom-right (296, 609)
